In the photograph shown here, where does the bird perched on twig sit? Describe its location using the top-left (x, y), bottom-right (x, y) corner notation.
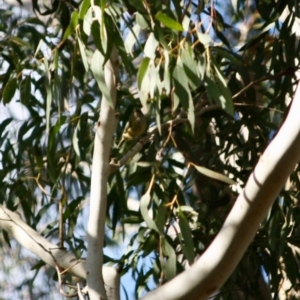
top-left (117, 108), bottom-right (147, 148)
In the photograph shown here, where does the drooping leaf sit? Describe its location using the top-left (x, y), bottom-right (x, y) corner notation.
top-left (172, 63), bottom-right (195, 131)
top-left (137, 57), bottom-right (150, 90)
top-left (161, 237), bottom-right (177, 280)
top-left (140, 192), bottom-right (159, 233)
top-left (77, 36), bottom-right (89, 72)
top-left (91, 50), bottom-right (113, 107)
top-left (193, 164), bottom-right (236, 185)
top-left (178, 209), bottom-right (195, 265)
top-left (181, 46), bottom-right (202, 90)
top-left (144, 32), bottom-right (159, 59)
top-left (3, 78), bottom-right (17, 104)
top-left (20, 76), bottom-right (31, 105)
top-left (79, 0), bottom-right (90, 19)
top-left (62, 11), bottom-right (79, 41)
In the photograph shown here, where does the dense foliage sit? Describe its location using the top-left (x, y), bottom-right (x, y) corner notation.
top-left (0, 0), bottom-right (300, 299)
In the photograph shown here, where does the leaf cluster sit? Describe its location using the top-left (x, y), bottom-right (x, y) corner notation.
top-left (1, 0), bottom-right (300, 298)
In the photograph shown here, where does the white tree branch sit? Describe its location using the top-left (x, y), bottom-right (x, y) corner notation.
top-left (86, 47), bottom-right (119, 300)
top-left (141, 81), bottom-right (300, 300)
top-left (0, 205), bottom-right (120, 298)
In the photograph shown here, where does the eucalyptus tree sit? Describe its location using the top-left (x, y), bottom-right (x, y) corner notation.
top-left (1, 0), bottom-right (300, 299)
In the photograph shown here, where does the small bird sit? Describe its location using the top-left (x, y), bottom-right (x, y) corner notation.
top-left (118, 108), bottom-right (147, 148)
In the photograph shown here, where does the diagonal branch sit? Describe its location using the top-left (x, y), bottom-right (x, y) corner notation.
top-left (140, 81), bottom-right (300, 300)
top-left (0, 205), bottom-right (120, 298)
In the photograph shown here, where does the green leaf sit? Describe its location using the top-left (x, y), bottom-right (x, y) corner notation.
top-left (181, 46), bottom-right (202, 89)
top-left (144, 32), bottom-right (159, 59)
top-left (182, 3), bottom-right (192, 31)
top-left (47, 118), bottom-right (65, 183)
top-left (155, 12), bottom-right (183, 31)
top-left (124, 24), bottom-right (140, 54)
top-left (155, 95), bottom-right (162, 135)
top-left (137, 57), bottom-right (150, 90)
top-left (79, 0), bottom-right (90, 19)
top-left (8, 36), bottom-right (31, 49)
top-left (140, 192), bottom-right (159, 233)
top-left (178, 209), bottom-right (195, 265)
top-left (136, 12), bottom-right (149, 30)
top-left (155, 205), bottom-right (167, 233)
top-left (91, 21), bottom-right (105, 54)
top-left (45, 84), bottom-right (52, 133)
top-left (163, 49), bottom-right (171, 94)
top-left (172, 63), bottom-right (195, 131)
top-left (161, 237), bottom-right (177, 280)
top-left (212, 62), bottom-right (234, 116)
top-left (213, 47), bottom-right (243, 66)
top-left (63, 11), bottom-right (78, 41)
top-left (205, 75), bottom-right (234, 117)
top-left (72, 119), bottom-right (81, 157)
top-left (143, 233), bottom-right (159, 257)
top-left (172, 64), bottom-right (189, 111)
top-left (20, 76), bottom-right (31, 105)
top-left (3, 78), bottom-right (17, 104)
top-left (83, 7), bottom-right (93, 36)
top-left (77, 36), bottom-right (89, 72)
top-left (197, 33), bottom-right (211, 47)
top-left (193, 164), bottom-right (236, 185)
top-left (121, 216), bottom-right (143, 224)
top-left (91, 50), bottom-right (113, 107)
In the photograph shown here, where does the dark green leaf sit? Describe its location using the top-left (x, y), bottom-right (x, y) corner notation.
top-left (3, 78), bottom-right (17, 104)
top-left (20, 76), bottom-right (31, 105)
top-left (178, 209), bottom-right (195, 265)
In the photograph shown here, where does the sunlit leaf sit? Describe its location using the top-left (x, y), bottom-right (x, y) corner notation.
top-left (197, 32), bottom-right (211, 47)
top-left (125, 24), bottom-right (140, 54)
top-left (140, 192), bottom-right (159, 233)
top-left (212, 62), bottom-right (234, 116)
top-left (155, 12), bottom-right (183, 31)
top-left (62, 11), bottom-right (78, 41)
top-left (83, 7), bottom-right (93, 36)
top-left (137, 57), bottom-right (150, 89)
top-left (193, 164), bottom-right (236, 185)
top-left (91, 50), bottom-right (113, 107)
top-left (144, 33), bottom-right (159, 59)
top-left (181, 46), bottom-right (201, 89)
top-left (79, 0), bottom-right (90, 19)
top-left (172, 63), bottom-right (195, 131)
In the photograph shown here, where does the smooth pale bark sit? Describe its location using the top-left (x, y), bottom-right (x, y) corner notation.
top-left (0, 205), bottom-right (120, 298)
top-left (86, 47), bottom-right (119, 300)
top-left (86, 49), bottom-right (118, 300)
top-left (141, 81), bottom-right (300, 300)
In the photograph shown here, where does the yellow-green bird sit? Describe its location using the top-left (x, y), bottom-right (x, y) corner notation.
top-left (118, 108), bottom-right (147, 148)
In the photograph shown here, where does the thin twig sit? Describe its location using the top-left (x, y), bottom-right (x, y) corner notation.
top-left (232, 69), bottom-right (295, 100)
